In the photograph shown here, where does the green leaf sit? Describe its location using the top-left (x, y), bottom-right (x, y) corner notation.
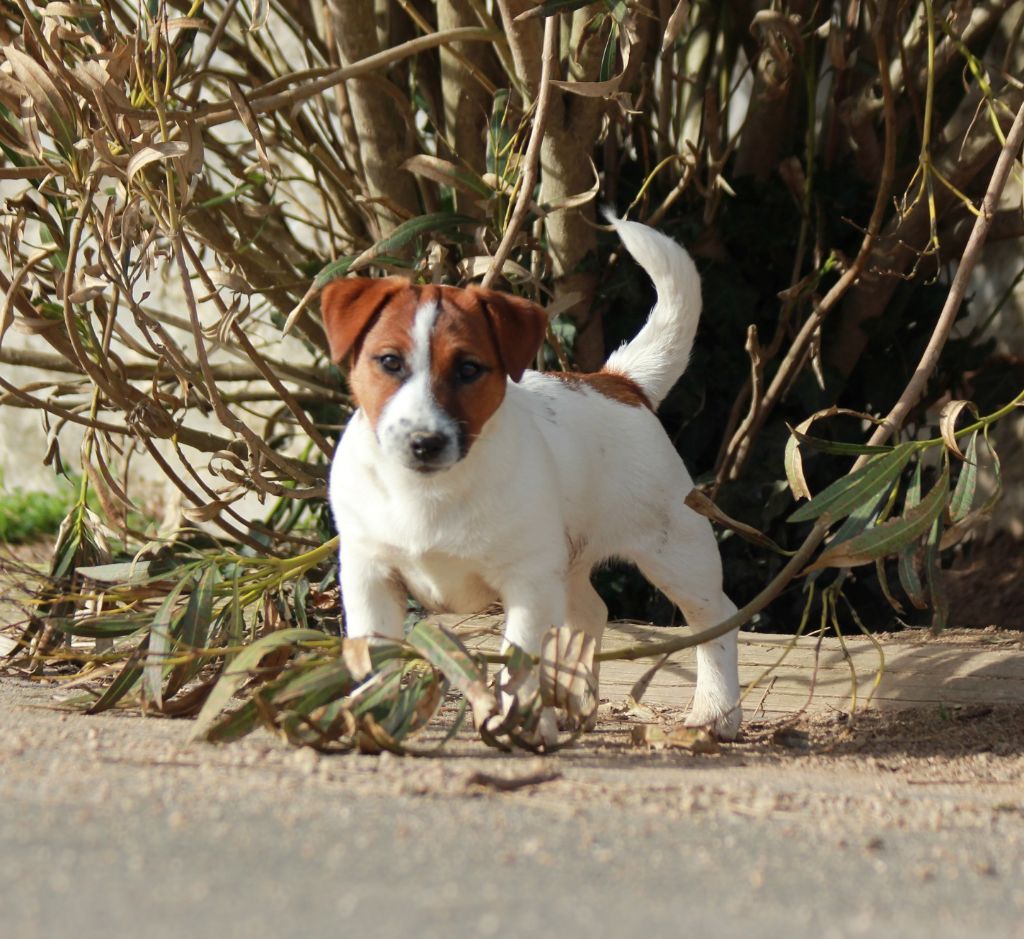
top-left (788, 443), bottom-right (915, 524)
top-left (981, 424), bottom-right (1002, 513)
top-left (374, 211), bottom-right (474, 256)
top-left (875, 556), bottom-right (905, 615)
top-left (164, 566), bottom-right (220, 699)
top-left (76, 556), bottom-right (183, 584)
top-left (806, 463), bottom-right (949, 571)
top-left (49, 617), bottom-right (145, 639)
top-left (143, 581), bottom-right (187, 708)
top-left (825, 484), bottom-right (891, 550)
top-left (523, 0), bottom-right (595, 18)
top-left (897, 461), bottom-right (927, 609)
top-left (925, 514), bottom-right (949, 634)
top-left (270, 660), bottom-right (356, 713)
top-left (599, 20), bottom-right (619, 83)
top-left (789, 429), bottom-right (895, 457)
top-left (949, 431), bottom-right (979, 523)
top-left (87, 639), bottom-right (147, 714)
top-left (487, 89), bottom-right (513, 179)
top-left (314, 254), bottom-right (407, 287)
top-left (178, 566), bottom-right (219, 647)
top-left (407, 621), bottom-right (496, 727)
top-left (191, 628), bottom-right (323, 740)
top-left (314, 255), bottom-right (355, 285)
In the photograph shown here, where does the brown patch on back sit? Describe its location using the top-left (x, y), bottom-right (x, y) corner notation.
top-left (548, 369), bottom-right (653, 410)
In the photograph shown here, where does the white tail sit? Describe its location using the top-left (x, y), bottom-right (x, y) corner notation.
top-left (602, 214), bottom-right (703, 410)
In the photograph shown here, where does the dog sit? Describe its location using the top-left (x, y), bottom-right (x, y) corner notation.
top-left (320, 217), bottom-right (742, 741)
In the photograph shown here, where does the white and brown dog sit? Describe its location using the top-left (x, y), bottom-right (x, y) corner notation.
top-left (321, 218), bottom-right (741, 740)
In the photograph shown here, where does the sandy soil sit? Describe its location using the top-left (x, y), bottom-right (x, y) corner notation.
top-left (3, 539), bottom-right (1023, 938)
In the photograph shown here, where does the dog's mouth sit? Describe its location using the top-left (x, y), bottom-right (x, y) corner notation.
top-left (409, 460), bottom-right (450, 475)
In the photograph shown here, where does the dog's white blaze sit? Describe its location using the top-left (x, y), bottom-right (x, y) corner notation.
top-left (375, 299), bottom-right (460, 468)
top-left (409, 298), bottom-right (438, 377)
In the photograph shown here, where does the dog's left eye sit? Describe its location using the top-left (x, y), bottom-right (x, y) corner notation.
top-left (455, 360), bottom-right (485, 383)
top-left (377, 354), bottom-right (405, 375)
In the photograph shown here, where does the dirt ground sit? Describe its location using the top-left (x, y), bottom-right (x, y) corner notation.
top-left (2, 674), bottom-right (1023, 939)
top-left (2, 538), bottom-right (1023, 938)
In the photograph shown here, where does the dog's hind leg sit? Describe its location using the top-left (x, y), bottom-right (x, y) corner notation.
top-left (628, 509), bottom-right (742, 740)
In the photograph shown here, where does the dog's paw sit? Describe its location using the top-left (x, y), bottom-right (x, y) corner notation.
top-left (686, 699), bottom-right (742, 741)
top-left (557, 708), bottom-right (599, 733)
top-left (497, 672), bottom-right (561, 748)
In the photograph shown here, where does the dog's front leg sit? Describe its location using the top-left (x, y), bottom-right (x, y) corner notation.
top-left (497, 575), bottom-right (567, 747)
top-left (339, 543), bottom-right (405, 641)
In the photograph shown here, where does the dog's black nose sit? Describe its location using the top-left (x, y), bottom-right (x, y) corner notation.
top-left (409, 431), bottom-right (448, 462)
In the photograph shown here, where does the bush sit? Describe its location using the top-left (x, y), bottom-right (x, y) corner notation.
top-left (0, 2), bottom-right (1021, 742)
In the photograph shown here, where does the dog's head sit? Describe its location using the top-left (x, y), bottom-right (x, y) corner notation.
top-left (321, 277), bottom-right (547, 473)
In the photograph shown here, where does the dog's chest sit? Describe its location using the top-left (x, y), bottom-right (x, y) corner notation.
top-left (395, 552), bottom-right (499, 614)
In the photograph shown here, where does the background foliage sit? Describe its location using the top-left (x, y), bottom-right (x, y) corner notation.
top-left (1, 0), bottom-right (1022, 744)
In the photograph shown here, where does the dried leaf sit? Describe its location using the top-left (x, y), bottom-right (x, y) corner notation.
top-left (661, 1), bottom-right (691, 56)
top-left (685, 488), bottom-right (792, 555)
top-left (938, 400), bottom-right (980, 460)
top-left (784, 406), bottom-right (887, 502)
top-left (401, 155), bottom-right (492, 198)
top-left (126, 141), bottom-right (191, 183)
top-left (630, 723), bottom-right (720, 753)
top-left (539, 625), bottom-right (597, 724)
top-left (4, 45), bottom-right (76, 147)
top-left (227, 79), bottom-right (272, 177)
top-left (465, 770), bottom-right (562, 791)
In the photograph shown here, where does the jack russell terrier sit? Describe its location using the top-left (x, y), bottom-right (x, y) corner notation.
top-left (321, 217), bottom-right (742, 741)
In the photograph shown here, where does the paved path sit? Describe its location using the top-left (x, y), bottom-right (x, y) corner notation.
top-left (2, 670), bottom-right (1022, 939)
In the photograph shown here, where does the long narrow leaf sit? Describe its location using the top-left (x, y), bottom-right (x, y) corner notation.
top-left (897, 461), bottom-right (928, 609)
top-left (87, 638), bottom-right (148, 714)
top-left (949, 431), bottom-right (979, 523)
top-left (407, 621), bottom-right (496, 726)
top-left (806, 463), bottom-right (949, 571)
top-left (191, 628), bottom-right (323, 740)
top-left (788, 443), bottom-right (915, 523)
top-left (925, 515), bottom-right (950, 633)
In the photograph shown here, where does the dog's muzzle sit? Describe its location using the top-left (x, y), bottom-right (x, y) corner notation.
top-left (407, 430), bottom-right (452, 470)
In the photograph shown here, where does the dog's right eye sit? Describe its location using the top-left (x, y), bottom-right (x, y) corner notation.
top-left (376, 354), bottom-right (405, 376)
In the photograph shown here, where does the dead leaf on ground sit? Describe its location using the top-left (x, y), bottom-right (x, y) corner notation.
top-left (630, 723), bottom-right (721, 754)
top-left (464, 769), bottom-right (563, 792)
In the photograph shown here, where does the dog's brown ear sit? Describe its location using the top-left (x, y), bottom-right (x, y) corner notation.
top-left (472, 288), bottom-right (548, 382)
top-left (320, 277), bottom-right (406, 364)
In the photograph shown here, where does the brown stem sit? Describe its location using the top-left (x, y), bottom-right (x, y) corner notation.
top-left (481, 16), bottom-right (558, 290)
top-left (717, 26), bottom-right (899, 486)
top-left (598, 516), bottom-right (832, 661)
top-left (862, 95), bottom-right (1024, 452)
top-left (172, 235), bottom-right (318, 487)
